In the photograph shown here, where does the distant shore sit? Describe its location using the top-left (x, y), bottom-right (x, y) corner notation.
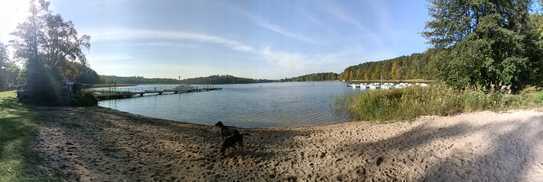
top-left (27, 106), bottom-right (543, 181)
top-left (86, 83), bottom-right (137, 88)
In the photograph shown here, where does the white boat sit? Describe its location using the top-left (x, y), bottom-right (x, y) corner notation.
top-left (349, 84), bottom-right (357, 88)
top-left (381, 84), bottom-right (390, 89)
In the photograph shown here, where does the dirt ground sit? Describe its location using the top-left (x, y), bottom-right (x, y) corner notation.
top-left (28, 106), bottom-right (543, 181)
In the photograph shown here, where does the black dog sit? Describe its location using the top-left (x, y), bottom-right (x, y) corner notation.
top-left (220, 132), bottom-right (245, 156)
top-left (215, 121), bottom-right (239, 140)
top-left (214, 121), bottom-right (249, 156)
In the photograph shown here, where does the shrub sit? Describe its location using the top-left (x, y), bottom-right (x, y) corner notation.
top-left (348, 85), bottom-right (543, 122)
top-left (537, 92), bottom-right (543, 104)
top-left (71, 92), bottom-right (97, 107)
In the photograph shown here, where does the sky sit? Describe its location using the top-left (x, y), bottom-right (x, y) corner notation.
top-left (0, 0), bottom-right (430, 79)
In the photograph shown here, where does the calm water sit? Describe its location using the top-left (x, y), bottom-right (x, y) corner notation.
top-left (98, 81), bottom-right (360, 128)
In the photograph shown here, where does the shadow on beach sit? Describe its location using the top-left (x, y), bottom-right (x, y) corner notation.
top-left (27, 106), bottom-right (543, 181)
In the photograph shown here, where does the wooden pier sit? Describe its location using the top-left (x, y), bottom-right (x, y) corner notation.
top-left (89, 86), bottom-right (222, 101)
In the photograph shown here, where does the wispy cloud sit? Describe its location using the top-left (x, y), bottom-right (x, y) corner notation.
top-left (325, 4), bottom-right (366, 32)
top-left (322, 2), bottom-right (385, 48)
top-left (261, 47), bottom-right (306, 70)
top-left (301, 9), bottom-right (324, 27)
top-left (255, 19), bottom-right (318, 44)
top-left (88, 28), bottom-right (362, 77)
top-left (89, 29), bottom-right (313, 69)
top-left (91, 29), bottom-right (255, 52)
top-left (239, 11), bottom-right (318, 44)
top-left (86, 54), bottom-right (135, 70)
top-left (88, 54), bottom-right (134, 62)
top-left (367, 1), bottom-right (392, 31)
top-left (258, 46), bottom-right (366, 76)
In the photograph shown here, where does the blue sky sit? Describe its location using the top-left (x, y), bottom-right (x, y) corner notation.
top-left (0, 0), bottom-right (431, 79)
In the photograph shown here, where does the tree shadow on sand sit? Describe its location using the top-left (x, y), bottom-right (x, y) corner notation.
top-left (329, 115), bottom-right (543, 181)
top-left (421, 116), bottom-right (543, 182)
top-left (33, 106), bottom-right (543, 181)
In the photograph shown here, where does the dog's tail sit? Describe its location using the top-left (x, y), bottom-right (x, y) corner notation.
top-left (241, 133), bottom-right (251, 136)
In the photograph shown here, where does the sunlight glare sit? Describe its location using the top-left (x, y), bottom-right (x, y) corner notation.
top-left (0, 0), bottom-right (30, 42)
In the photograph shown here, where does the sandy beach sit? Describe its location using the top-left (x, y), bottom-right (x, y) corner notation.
top-left (28, 106), bottom-right (543, 181)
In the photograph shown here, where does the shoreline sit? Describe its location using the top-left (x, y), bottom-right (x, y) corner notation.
top-left (95, 105), bottom-right (351, 129)
top-left (95, 106), bottom-right (211, 127)
top-left (29, 106), bottom-right (543, 181)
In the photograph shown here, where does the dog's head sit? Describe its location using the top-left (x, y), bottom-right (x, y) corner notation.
top-left (215, 121), bottom-right (224, 128)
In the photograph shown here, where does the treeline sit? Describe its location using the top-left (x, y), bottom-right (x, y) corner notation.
top-left (340, 49), bottom-right (441, 81)
top-left (281, 72), bottom-right (339, 82)
top-left (179, 75), bottom-right (274, 84)
top-left (97, 75), bottom-right (275, 85)
top-left (98, 75), bottom-right (181, 85)
top-left (99, 73), bottom-right (342, 85)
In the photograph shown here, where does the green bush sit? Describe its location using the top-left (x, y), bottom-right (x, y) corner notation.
top-left (71, 92), bottom-right (97, 107)
top-left (348, 85), bottom-right (543, 122)
top-left (536, 92), bottom-right (543, 104)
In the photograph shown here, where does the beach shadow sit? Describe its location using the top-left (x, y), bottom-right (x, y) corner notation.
top-left (324, 115), bottom-right (543, 181)
top-left (421, 116), bottom-right (543, 181)
top-left (32, 106), bottom-right (543, 181)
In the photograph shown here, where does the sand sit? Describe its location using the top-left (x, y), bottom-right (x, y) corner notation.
top-left (28, 106), bottom-right (543, 181)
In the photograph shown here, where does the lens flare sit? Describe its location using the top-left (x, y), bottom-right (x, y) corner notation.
top-left (0, 0), bottom-right (30, 42)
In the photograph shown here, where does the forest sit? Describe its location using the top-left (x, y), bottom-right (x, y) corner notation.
top-left (178, 75), bottom-right (274, 84)
top-left (281, 72), bottom-right (339, 82)
top-left (340, 49), bottom-right (441, 81)
top-left (98, 75), bottom-right (181, 85)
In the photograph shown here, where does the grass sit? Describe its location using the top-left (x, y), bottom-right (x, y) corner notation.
top-left (347, 85), bottom-right (543, 122)
top-left (0, 91), bottom-right (56, 181)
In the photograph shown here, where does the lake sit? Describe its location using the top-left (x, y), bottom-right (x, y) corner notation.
top-left (98, 81), bottom-right (361, 128)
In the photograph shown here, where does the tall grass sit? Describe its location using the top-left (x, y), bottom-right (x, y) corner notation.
top-left (347, 85), bottom-right (543, 122)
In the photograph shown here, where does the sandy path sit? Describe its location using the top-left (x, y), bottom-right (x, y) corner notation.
top-left (29, 107), bottom-right (543, 181)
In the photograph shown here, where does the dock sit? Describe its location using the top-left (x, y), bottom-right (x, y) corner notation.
top-left (88, 86), bottom-right (222, 101)
top-left (346, 80), bottom-right (434, 84)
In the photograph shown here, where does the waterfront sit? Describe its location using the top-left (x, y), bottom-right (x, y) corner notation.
top-left (98, 81), bottom-right (359, 128)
